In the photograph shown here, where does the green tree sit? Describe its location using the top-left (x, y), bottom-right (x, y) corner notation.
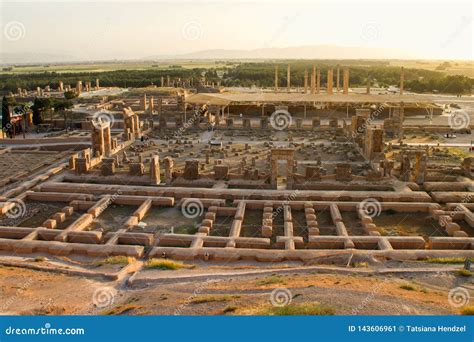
top-left (1, 96), bottom-right (12, 135)
top-left (31, 97), bottom-right (51, 125)
top-left (64, 91), bottom-right (77, 100)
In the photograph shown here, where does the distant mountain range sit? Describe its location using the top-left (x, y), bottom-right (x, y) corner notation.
top-left (1, 45), bottom-right (418, 65)
top-left (143, 45), bottom-right (417, 60)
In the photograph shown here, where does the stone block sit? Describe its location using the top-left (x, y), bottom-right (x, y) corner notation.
top-left (43, 219), bottom-right (57, 229)
top-left (52, 212), bottom-right (66, 223)
top-left (62, 206), bottom-right (74, 216)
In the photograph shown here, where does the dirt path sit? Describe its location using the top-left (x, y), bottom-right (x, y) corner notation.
top-left (1, 259), bottom-right (471, 316)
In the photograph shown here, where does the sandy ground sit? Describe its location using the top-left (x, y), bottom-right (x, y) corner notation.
top-left (0, 257), bottom-right (473, 316)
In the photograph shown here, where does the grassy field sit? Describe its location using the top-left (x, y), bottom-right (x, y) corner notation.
top-left (3, 59), bottom-right (473, 78)
top-left (0, 60), bottom-right (234, 75)
top-left (389, 60), bottom-right (474, 78)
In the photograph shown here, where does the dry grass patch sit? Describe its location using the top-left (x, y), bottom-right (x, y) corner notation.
top-left (458, 269), bottom-right (472, 277)
top-left (399, 283), bottom-right (417, 291)
top-left (259, 303), bottom-right (336, 316)
top-left (144, 259), bottom-right (195, 270)
top-left (101, 304), bottom-right (142, 315)
top-left (191, 295), bottom-right (240, 304)
top-left (256, 275), bottom-right (285, 286)
top-left (426, 257), bottom-right (465, 264)
top-left (96, 256), bottom-right (135, 266)
top-left (223, 305), bottom-right (238, 314)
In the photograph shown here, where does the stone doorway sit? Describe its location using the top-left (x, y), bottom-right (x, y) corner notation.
top-left (270, 148), bottom-right (295, 190)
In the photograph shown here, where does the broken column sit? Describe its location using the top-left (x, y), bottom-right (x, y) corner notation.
top-left (413, 151), bottom-right (427, 185)
top-left (150, 155), bottom-right (161, 184)
top-left (400, 152), bottom-right (411, 181)
top-left (163, 156), bottom-right (174, 183)
top-left (141, 94), bottom-right (147, 111)
top-left (183, 160), bottom-right (199, 180)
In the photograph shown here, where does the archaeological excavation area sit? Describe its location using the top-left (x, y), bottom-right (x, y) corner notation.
top-left (0, 87), bottom-right (474, 262)
top-left (0, 66), bottom-right (473, 265)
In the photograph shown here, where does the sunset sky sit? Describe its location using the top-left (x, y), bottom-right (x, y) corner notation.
top-left (1, 0), bottom-right (472, 61)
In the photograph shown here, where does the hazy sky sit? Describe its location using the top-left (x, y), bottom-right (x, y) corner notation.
top-left (1, 0), bottom-right (472, 60)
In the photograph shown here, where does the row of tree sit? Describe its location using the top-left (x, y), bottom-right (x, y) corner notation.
top-left (0, 62), bottom-right (472, 94)
top-left (0, 69), bottom-right (204, 92)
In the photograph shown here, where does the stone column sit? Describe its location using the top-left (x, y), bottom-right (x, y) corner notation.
top-left (161, 76), bottom-right (164, 87)
top-left (343, 68), bottom-right (349, 95)
top-left (76, 81), bottom-right (82, 94)
top-left (91, 125), bottom-right (105, 156)
top-left (400, 152), bottom-right (411, 181)
top-left (149, 96), bottom-right (154, 114)
top-left (311, 65), bottom-right (316, 94)
top-left (287, 64), bottom-right (291, 93)
top-left (316, 68), bottom-right (320, 94)
top-left (304, 69), bottom-right (308, 94)
top-left (336, 65), bottom-right (340, 92)
top-left (150, 155), bottom-right (161, 184)
top-left (163, 156), bottom-right (174, 183)
top-left (133, 115), bottom-right (140, 138)
top-left (327, 68), bottom-right (333, 95)
top-left (95, 79), bottom-right (100, 90)
top-left (104, 124), bottom-right (112, 156)
top-left (58, 81), bottom-right (64, 92)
